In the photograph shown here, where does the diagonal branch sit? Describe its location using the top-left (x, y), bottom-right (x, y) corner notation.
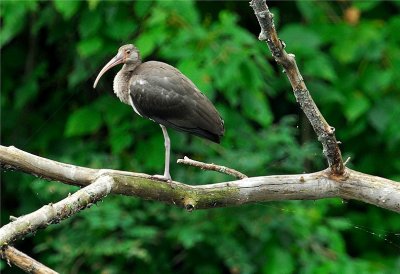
top-left (0, 174), bottom-right (114, 246)
top-left (0, 246), bottom-right (58, 274)
top-left (249, 0), bottom-right (344, 175)
top-left (177, 156), bottom-right (248, 179)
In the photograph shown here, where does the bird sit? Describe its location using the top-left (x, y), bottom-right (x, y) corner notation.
top-left (93, 44), bottom-right (224, 181)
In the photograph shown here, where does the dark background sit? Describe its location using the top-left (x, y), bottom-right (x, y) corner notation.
top-left (1, 1), bottom-right (400, 273)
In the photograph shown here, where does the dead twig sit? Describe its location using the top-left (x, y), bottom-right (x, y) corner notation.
top-left (177, 156), bottom-right (248, 179)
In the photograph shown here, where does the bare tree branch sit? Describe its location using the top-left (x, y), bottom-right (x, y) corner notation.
top-left (0, 145), bottom-right (398, 229)
top-left (0, 246), bottom-right (58, 274)
top-left (249, 0), bottom-right (344, 175)
top-left (177, 156), bottom-right (248, 179)
top-left (0, 173), bottom-right (114, 246)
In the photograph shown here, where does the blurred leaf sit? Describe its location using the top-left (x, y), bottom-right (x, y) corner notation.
top-left (134, 1), bottom-right (153, 18)
top-left (135, 32), bottom-right (158, 58)
top-left (134, 133), bottom-right (164, 171)
top-left (263, 247), bottom-right (294, 274)
top-left (77, 37), bottom-right (103, 57)
top-left (78, 10), bottom-right (102, 38)
top-left (343, 92), bottom-right (370, 122)
top-left (104, 12), bottom-right (137, 41)
top-left (368, 98), bottom-right (394, 133)
top-left (354, 1), bottom-right (380, 11)
top-left (0, 2), bottom-right (37, 47)
top-left (88, 0), bottom-right (100, 10)
top-left (327, 218), bottom-right (352, 230)
top-left (331, 22), bottom-right (383, 63)
top-left (304, 54), bottom-right (337, 81)
top-left (360, 68), bottom-right (392, 98)
top-left (296, 1), bottom-right (329, 23)
top-left (65, 106), bottom-right (103, 137)
top-left (109, 122), bottom-right (134, 154)
top-left (15, 80), bottom-right (39, 110)
top-left (171, 226), bottom-right (205, 249)
top-left (53, 0), bottom-right (80, 19)
top-left (241, 90), bottom-right (273, 127)
top-left (280, 24), bottom-right (322, 54)
top-left (69, 61), bottom-right (90, 88)
top-left (177, 59), bottom-right (212, 95)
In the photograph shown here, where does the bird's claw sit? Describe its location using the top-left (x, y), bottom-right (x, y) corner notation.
top-left (151, 174), bottom-right (172, 183)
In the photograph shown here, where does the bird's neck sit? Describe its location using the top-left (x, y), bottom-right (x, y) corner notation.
top-left (113, 63), bottom-right (140, 105)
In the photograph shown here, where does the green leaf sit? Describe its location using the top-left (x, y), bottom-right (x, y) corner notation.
top-left (68, 61), bottom-right (89, 88)
top-left (53, 0), bottom-right (80, 19)
top-left (109, 122), bottom-right (134, 154)
top-left (135, 32), bottom-right (157, 59)
top-left (87, 0), bottom-right (100, 10)
top-left (104, 17), bottom-right (137, 41)
top-left (65, 106), bottom-right (103, 137)
top-left (242, 90), bottom-right (273, 127)
top-left (304, 54), bottom-right (337, 81)
top-left (327, 218), bottom-right (352, 230)
top-left (343, 92), bottom-right (370, 122)
top-left (78, 10), bottom-right (102, 38)
top-left (101, 98), bottom-right (132, 126)
top-left (0, 2), bottom-right (36, 47)
top-left (127, 226), bottom-right (158, 240)
top-left (263, 247), bottom-right (294, 274)
top-left (134, 1), bottom-right (153, 18)
top-left (368, 100), bottom-right (392, 133)
top-left (77, 37), bottom-right (103, 57)
top-left (296, 1), bottom-right (328, 23)
top-left (354, 1), bottom-right (379, 11)
top-left (280, 24), bottom-right (322, 54)
top-left (15, 79), bottom-right (38, 110)
top-left (134, 133), bottom-right (164, 170)
top-left (177, 59), bottom-right (212, 96)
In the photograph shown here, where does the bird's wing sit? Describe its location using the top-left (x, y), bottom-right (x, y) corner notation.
top-left (129, 62), bottom-right (224, 143)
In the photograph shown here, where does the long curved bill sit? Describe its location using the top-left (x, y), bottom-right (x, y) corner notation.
top-left (93, 53), bottom-right (124, 89)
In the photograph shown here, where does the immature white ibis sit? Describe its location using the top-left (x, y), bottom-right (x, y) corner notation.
top-left (93, 44), bottom-right (224, 181)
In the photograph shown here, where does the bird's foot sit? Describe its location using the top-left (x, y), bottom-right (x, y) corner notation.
top-left (151, 174), bottom-right (175, 188)
top-left (151, 174), bottom-right (172, 183)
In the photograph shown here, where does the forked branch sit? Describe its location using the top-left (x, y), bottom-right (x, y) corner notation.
top-left (0, 144), bottom-right (399, 250)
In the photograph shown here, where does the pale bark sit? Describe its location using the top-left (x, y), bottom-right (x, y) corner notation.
top-left (177, 156), bottom-right (248, 179)
top-left (0, 246), bottom-right (58, 274)
top-left (1, 145), bottom-right (399, 216)
top-left (0, 171), bottom-right (114, 245)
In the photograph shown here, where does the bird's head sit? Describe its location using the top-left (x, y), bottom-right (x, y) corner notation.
top-left (93, 44), bottom-right (140, 89)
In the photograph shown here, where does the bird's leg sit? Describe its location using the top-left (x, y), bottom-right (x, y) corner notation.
top-left (152, 125), bottom-right (172, 182)
top-left (161, 125), bottom-right (172, 180)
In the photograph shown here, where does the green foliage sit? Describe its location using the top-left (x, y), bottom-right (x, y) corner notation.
top-left (65, 105), bottom-right (102, 137)
top-left (1, 1), bottom-right (399, 273)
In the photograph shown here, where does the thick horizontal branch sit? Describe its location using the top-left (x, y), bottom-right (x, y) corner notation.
top-left (250, 0), bottom-right (344, 175)
top-left (0, 246), bottom-right (58, 274)
top-left (1, 145), bottom-right (399, 215)
top-left (0, 145), bottom-right (399, 248)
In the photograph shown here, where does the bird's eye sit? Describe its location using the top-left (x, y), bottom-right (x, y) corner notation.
top-left (126, 50), bottom-right (131, 54)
